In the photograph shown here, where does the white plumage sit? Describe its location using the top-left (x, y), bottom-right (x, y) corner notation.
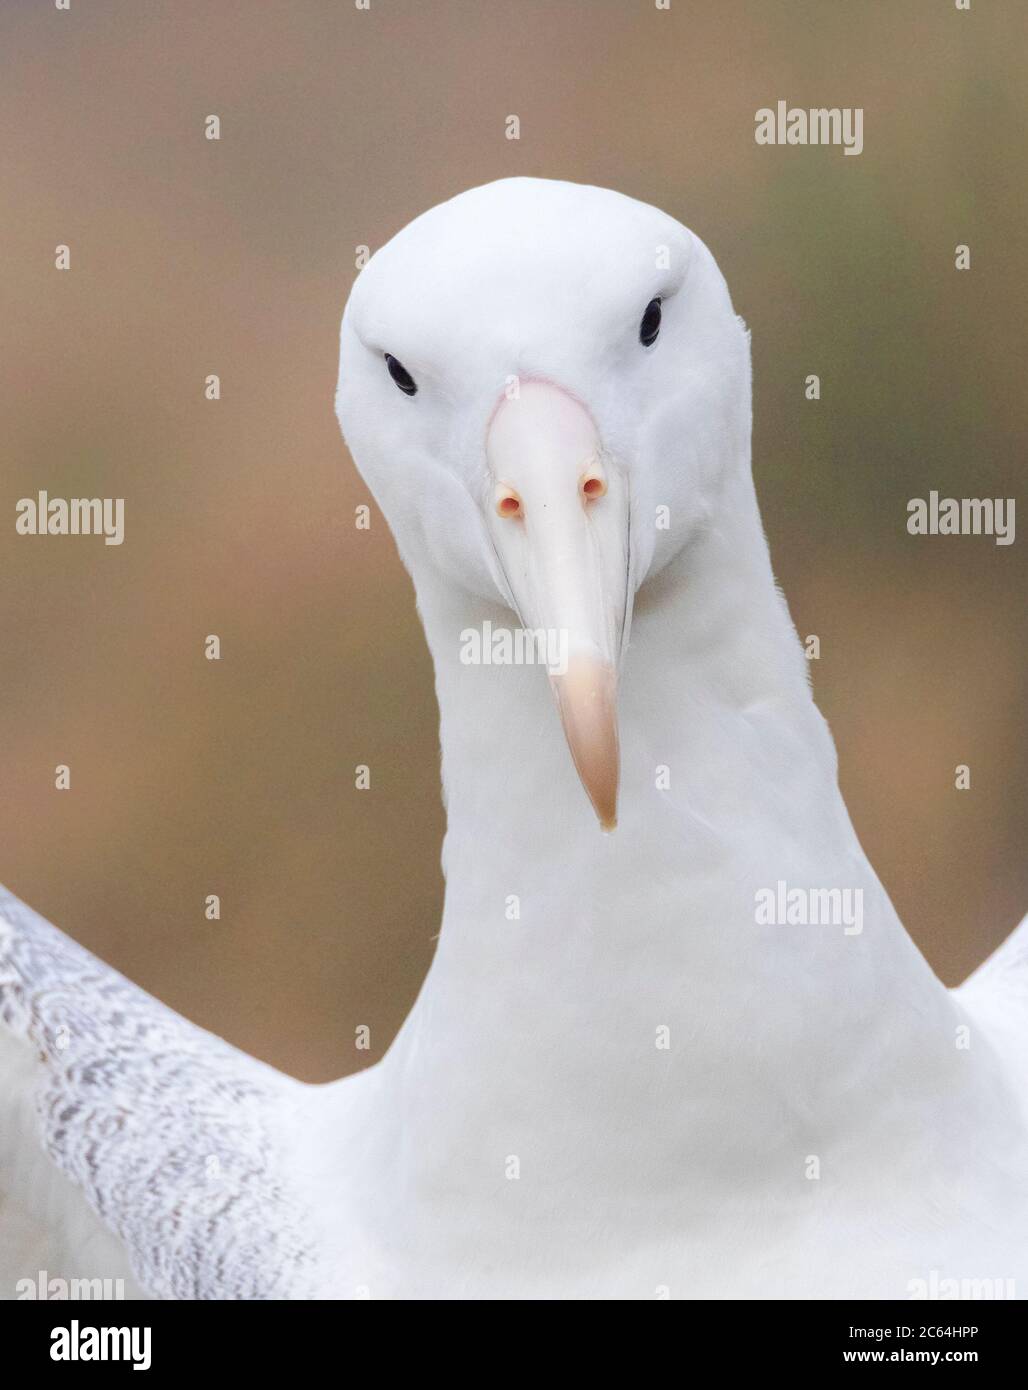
top-left (2, 178), bottom-right (1026, 1299)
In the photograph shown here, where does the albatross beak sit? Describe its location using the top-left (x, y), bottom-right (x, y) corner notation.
top-left (485, 381), bottom-right (630, 831)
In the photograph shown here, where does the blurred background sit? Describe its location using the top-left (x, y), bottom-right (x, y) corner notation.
top-left (1, 1), bottom-right (1024, 1081)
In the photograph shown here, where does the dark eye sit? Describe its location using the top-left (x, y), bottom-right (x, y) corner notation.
top-left (639, 297), bottom-right (662, 347)
top-left (385, 353), bottom-right (417, 396)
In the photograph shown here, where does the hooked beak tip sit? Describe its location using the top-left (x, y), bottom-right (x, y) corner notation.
top-left (551, 657), bottom-right (620, 834)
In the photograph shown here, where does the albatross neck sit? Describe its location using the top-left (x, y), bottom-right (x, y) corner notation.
top-left (331, 475), bottom-right (975, 1280)
top-left (406, 472), bottom-right (949, 1034)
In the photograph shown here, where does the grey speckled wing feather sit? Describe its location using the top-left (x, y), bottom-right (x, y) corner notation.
top-left (0, 885), bottom-right (321, 1300)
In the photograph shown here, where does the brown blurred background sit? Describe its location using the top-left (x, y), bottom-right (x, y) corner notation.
top-left (1, 1), bottom-right (1024, 1081)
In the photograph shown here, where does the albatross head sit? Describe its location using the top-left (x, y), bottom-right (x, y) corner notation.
top-left (336, 177), bottom-right (749, 832)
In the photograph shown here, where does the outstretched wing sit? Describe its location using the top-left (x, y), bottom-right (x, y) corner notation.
top-left (0, 884), bottom-right (320, 1299)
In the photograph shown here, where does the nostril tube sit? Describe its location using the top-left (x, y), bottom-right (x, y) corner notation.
top-left (495, 485), bottom-right (523, 518)
top-left (580, 471), bottom-right (607, 501)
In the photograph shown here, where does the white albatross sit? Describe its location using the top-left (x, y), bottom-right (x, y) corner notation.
top-left (1, 177), bottom-right (1026, 1300)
